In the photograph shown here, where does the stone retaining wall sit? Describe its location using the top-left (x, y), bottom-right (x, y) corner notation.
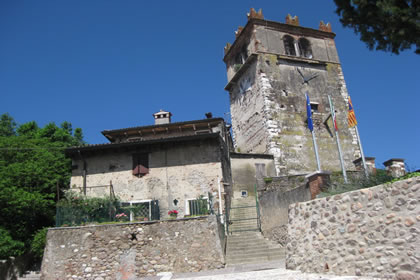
top-left (41, 216), bottom-right (224, 280)
top-left (259, 180), bottom-right (311, 246)
top-left (287, 176), bottom-right (420, 279)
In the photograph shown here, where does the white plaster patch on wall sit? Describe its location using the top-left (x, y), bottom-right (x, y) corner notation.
top-left (229, 60), bottom-right (268, 154)
top-left (70, 153), bottom-right (223, 218)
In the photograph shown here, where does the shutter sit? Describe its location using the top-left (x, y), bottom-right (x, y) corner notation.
top-left (132, 154), bottom-right (140, 175)
top-left (151, 200), bottom-right (160, 220)
top-left (133, 153), bottom-right (149, 176)
top-left (139, 153), bottom-right (149, 175)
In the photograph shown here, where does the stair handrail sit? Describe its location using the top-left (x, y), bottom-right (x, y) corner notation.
top-left (255, 183), bottom-right (262, 232)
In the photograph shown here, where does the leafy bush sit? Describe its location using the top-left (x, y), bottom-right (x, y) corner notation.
top-left (31, 228), bottom-right (48, 259)
top-left (321, 170), bottom-right (420, 197)
top-left (320, 169), bottom-right (393, 197)
top-left (56, 192), bottom-right (121, 226)
top-left (0, 227), bottom-right (25, 259)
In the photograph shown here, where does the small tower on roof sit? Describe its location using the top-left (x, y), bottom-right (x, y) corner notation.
top-left (223, 8), bottom-right (361, 176)
top-left (153, 110), bottom-right (172, 125)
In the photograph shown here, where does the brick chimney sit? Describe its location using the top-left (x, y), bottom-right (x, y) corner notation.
top-left (383, 158), bottom-right (406, 178)
top-left (353, 157), bottom-right (376, 175)
top-left (153, 110), bottom-right (172, 125)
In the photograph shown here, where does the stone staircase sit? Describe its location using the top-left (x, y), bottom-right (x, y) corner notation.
top-left (17, 271), bottom-right (41, 280)
top-left (226, 196), bottom-right (285, 266)
top-left (228, 196), bottom-right (259, 233)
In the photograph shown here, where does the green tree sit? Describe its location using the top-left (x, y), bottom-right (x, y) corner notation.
top-left (0, 113), bottom-right (16, 136)
top-left (0, 113), bottom-right (84, 259)
top-left (334, 0), bottom-right (420, 54)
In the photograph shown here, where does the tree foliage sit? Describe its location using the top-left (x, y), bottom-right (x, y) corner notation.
top-left (334, 0), bottom-right (420, 54)
top-left (0, 113), bottom-right (84, 259)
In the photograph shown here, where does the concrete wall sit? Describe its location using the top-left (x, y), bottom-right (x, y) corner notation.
top-left (287, 176), bottom-right (420, 279)
top-left (70, 138), bottom-right (227, 218)
top-left (41, 216), bottom-right (224, 279)
top-left (258, 176), bottom-right (311, 246)
top-left (230, 154), bottom-right (276, 197)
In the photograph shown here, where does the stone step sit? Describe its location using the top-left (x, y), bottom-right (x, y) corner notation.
top-left (227, 239), bottom-right (268, 248)
top-left (227, 242), bottom-right (282, 251)
top-left (229, 228), bottom-right (259, 234)
top-left (230, 218), bottom-right (258, 223)
top-left (226, 249), bottom-right (285, 263)
top-left (230, 208), bottom-right (257, 212)
top-left (230, 211), bottom-right (257, 216)
top-left (226, 246), bottom-right (271, 255)
top-left (230, 203), bottom-right (256, 208)
top-left (230, 225), bottom-right (259, 231)
top-left (230, 221), bottom-right (259, 226)
top-left (17, 271), bottom-right (41, 280)
top-left (230, 203), bottom-right (256, 207)
top-left (225, 223), bottom-right (285, 266)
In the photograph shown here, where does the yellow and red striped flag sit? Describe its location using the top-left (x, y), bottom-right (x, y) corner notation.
top-left (348, 96), bottom-right (357, 127)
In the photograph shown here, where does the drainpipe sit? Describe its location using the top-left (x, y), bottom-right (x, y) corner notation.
top-left (78, 150), bottom-right (87, 196)
top-left (217, 176), bottom-right (224, 223)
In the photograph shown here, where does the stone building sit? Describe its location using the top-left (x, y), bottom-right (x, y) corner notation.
top-left (66, 111), bottom-right (233, 219)
top-left (223, 9), bottom-right (360, 175)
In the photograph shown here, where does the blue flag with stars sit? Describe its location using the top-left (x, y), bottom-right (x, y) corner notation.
top-left (306, 92), bottom-right (313, 132)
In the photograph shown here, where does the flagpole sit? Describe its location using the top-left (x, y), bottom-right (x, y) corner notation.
top-left (306, 92), bottom-right (321, 172)
top-left (312, 131), bottom-right (321, 172)
top-left (328, 95), bottom-right (348, 183)
top-left (355, 125), bottom-right (369, 178)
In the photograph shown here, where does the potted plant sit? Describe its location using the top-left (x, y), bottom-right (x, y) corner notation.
top-left (115, 213), bottom-right (129, 222)
top-left (168, 210), bottom-right (178, 219)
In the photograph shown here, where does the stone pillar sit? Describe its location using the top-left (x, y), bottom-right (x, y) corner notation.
top-left (305, 172), bottom-right (331, 199)
top-left (353, 157), bottom-right (376, 175)
top-left (383, 158), bottom-right (406, 178)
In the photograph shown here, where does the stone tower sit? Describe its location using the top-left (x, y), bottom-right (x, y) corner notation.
top-left (223, 9), bottom-right (360, 175)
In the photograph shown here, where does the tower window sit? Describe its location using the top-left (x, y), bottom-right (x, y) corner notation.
top-left (310, 102), bottom-right (319, 113)
top-left (284, 36), bottom-right (314, 59)
top-left (298, 38), bottom-right (313, 59)
top-left (283, 35), bottom-right (296, 56)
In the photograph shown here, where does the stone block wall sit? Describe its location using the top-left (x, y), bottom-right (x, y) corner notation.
top-left (258, 176), bottom-right (311, 246)
top-left (41, 216), bottom-right (224, 280)
top-left (287, 176), bottom-right (420, 279)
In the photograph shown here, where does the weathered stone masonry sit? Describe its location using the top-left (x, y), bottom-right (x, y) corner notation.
top-left (224, 15), bottom-right (360, 176)
top-left (287, 176), bottom-right (420, 279)
top-left (41, 216), bottom-right (224, 280)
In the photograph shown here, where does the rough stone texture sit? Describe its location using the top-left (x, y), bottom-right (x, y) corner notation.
top-left (224, 18), bottom-right (360, 176)
top-left (287, 176), bottom-right (420, 279)
top-left (41, 216), bottom-right (224, 280)
top-left (173, 267), bottom-right (384, 280)
top-left (306, 172), bottom-right (331, 199)
top-left (383, 159), bottom-right (406, 178)
top-left (230, 153), bottom-right (276, 198)
top-left (354, 157), bottom-right (376, 176)
top-left (258, 177), bottom-right (311, 245)
top-left (70, 138), bottom-right (228, 218)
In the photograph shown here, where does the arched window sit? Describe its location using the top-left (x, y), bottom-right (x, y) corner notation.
top-left (298, 38), bottom-right (313, 59)
top-left (283, 35), bottom-right (296, 56)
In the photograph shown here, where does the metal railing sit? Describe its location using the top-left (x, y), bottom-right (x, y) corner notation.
top-left (255, 183), bottom-right (262, 232)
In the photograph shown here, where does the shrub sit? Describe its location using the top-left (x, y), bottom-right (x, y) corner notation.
top-left (0, 227), bottom-right (25, 259)
top-left (31, 227), bottom-right (48, 259)
top-left (320, 169), bottom-right (393, 197)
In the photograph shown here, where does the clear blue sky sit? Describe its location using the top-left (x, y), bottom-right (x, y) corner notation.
top-left (1, 1), bottom-right (419, 170)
